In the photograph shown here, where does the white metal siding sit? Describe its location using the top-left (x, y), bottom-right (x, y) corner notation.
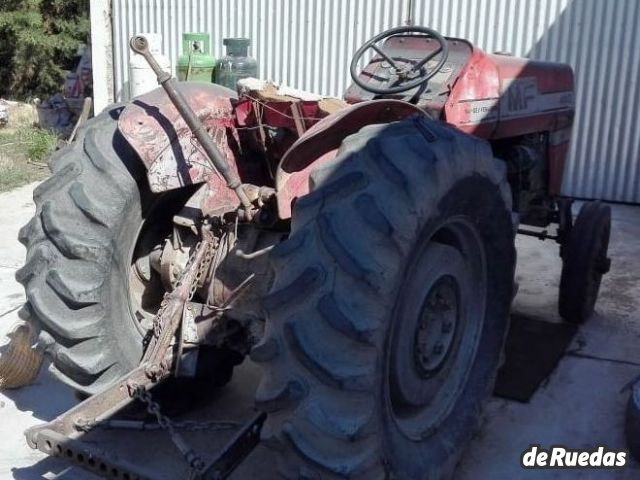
top-left (109, 0), bottom-right (640, 203)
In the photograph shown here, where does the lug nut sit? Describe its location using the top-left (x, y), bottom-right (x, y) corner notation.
top-left (442, 321), bottom-right (453, 334)
top-left (433, 343), bottom-right (444, 355)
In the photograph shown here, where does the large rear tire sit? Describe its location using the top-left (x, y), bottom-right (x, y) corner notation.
top-left (16, 105), bottom-right (240, 396)
top-left (253, 117), bottom-right (516, 478)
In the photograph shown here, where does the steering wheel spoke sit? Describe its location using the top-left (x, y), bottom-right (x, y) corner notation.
top-left (350, 26), bottom-right (449, 95)
top-left (370, 43), bottom-right (401, 71)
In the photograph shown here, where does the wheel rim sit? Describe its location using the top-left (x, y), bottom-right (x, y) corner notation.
top-left (387, 217), bottom-right (487, 440)
top-left (126, 190), bottom-right (196, 338)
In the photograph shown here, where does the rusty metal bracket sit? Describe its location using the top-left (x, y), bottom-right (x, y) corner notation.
top-left (26, 402), bottom-right (266, 480)
top-left (26, 428), bottom-right (152, 479)
top-left (24, 362), bottom-right (170, 477)
top-left (25, 363), bottom-right (172, 449)
top-left (25, 235), bottom-right (205, 476)
top-left (24, 223), bottom-right (265, 479)
top-left (202, 412), bottom-right (267, 480)
top-left (24, 238), bottom-right (211, 440)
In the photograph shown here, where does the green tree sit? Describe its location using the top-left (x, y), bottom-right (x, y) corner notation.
top-left (0, 0), bottom-right (89, 100)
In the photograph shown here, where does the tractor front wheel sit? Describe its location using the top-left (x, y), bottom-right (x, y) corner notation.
top-left (253, 118), bottom-right (516, 479)
top-left (558, 201), bottom-right (611, 324)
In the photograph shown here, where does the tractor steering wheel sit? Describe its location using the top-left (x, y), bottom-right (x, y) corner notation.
top-left (350, 26), bottom-right (450, 95)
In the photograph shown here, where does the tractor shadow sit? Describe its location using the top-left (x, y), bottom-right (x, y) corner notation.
top-left (2, 359), bottom-right (77, 422)
top-left (491, 233), bottom-right (578, 402)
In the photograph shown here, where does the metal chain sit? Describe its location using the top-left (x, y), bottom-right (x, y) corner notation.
top-left (81, 418), bottom-right (239, 432)
top-left (130, 382), bottom-right (207, 477)
top-left (131, 237), bottom-right (221, 477)
top-left (131, 230), bottom-right (228, 477)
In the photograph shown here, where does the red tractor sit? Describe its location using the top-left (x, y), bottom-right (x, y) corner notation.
top-left (19, 26), bottom-right (610, 479)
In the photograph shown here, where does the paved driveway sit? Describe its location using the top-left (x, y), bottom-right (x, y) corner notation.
top-left (1, 182), bottom-right (639, 479)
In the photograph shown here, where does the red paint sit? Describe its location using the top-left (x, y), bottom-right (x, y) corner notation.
top-left (444, 49), bottom-right (501, 137)
top-left (275, 100), bottom-right (424, 218)
top-left (277, 149), bottom-right (339, 219)
top-left (119, 83), bottom-right (243, 212)
top-left (444, 50), bottom-right (574, 136)
top-left (444, 48), bottom-right (574, 191)
top-left (119, 38), bottom-right (575, 221)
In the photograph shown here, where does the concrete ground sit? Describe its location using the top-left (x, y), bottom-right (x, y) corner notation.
top-left (0, 182), bottom-right (639, 479)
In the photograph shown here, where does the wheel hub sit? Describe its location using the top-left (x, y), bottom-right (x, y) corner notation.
top-left (126, 191), bottom-right (200, 337)
top-left (387, 219), bottom-right (487, 440)
top-left (414, 275), bottom-right (459, 376)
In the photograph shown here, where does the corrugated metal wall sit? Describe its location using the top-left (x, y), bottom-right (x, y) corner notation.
top-left (110, 0), bottom-right (640, 203)
top-left (112, 0), bottom-right (411, 99)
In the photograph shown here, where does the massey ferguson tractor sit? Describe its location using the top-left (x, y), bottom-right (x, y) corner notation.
top-left (17, 26), bottom-right (610, 479)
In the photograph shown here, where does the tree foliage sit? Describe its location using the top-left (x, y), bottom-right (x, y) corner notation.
top-left (0, 0), bottom-right (89, 100)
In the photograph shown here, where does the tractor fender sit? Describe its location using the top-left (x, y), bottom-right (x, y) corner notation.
top-left (275, 99), bottom-right (425, 218)
top-left (118, 82), bottom-right (242, 212)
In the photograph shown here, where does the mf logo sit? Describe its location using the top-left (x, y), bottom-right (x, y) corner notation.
top-left (504, 78), bottom-right (538, 113)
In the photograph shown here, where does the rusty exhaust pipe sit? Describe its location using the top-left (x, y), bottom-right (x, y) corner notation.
top-left (129, 35), bottom-right (252, 212)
